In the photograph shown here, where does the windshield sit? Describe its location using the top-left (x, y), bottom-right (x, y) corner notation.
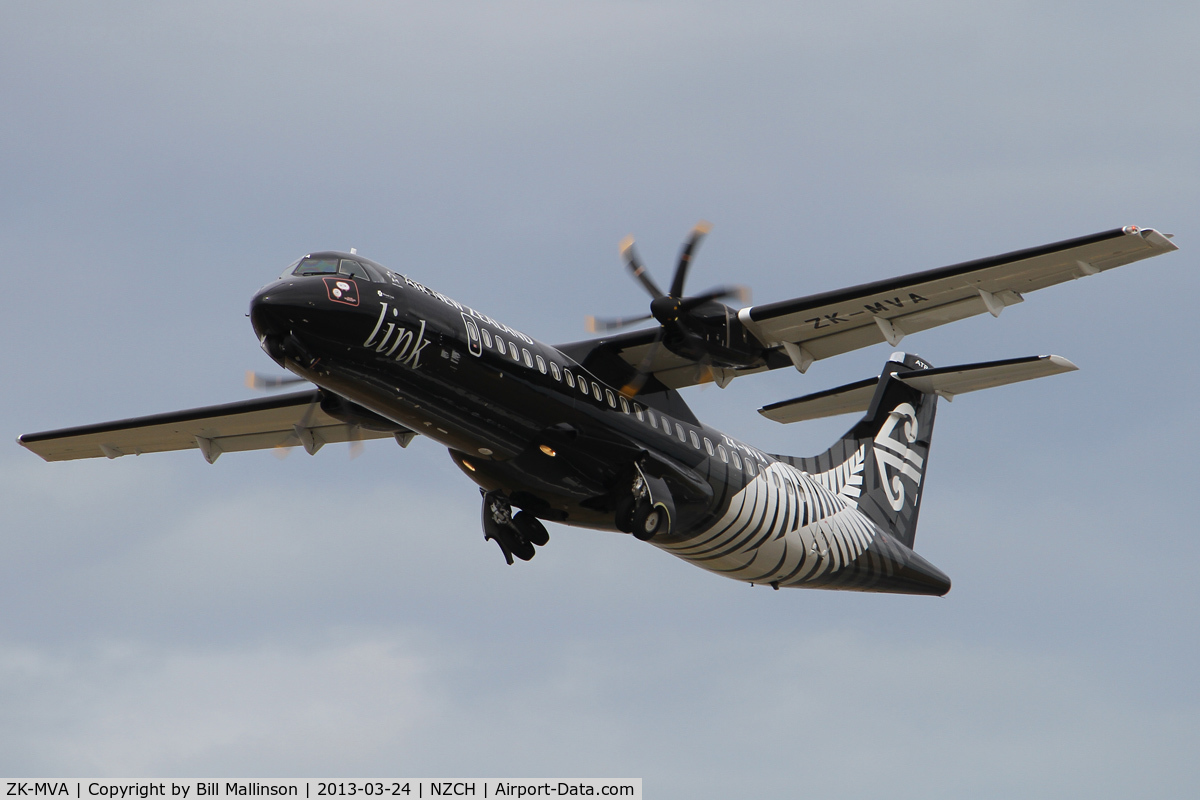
top-left (288, 256), bottom-right (377, 281)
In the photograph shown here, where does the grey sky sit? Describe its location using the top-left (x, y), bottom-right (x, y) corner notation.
top-left (2, 2), bottom-right (1198, 796)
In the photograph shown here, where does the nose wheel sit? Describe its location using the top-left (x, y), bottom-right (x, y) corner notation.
top-left (481, 490), bottom-right (549, 564)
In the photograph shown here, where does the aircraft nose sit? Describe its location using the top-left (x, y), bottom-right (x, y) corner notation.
top-left (249, 280), bottom-right (323, 365)
top-left (250, 281), bottom-right (310, 338)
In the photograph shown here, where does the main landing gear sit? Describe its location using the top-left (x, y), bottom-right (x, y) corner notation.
top-left (614, 470), bottom-right (673, 542)
top-left (481, 489), bottom-right (550, 565)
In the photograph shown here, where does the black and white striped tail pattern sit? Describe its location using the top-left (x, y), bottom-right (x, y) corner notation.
top-left (659, 381), bottom-right (951, 595)
top-left (660, 447), bottom-right (883, 588)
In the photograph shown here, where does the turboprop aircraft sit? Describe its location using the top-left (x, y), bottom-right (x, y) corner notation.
top-left (18, 224), bottom-right (1179, 595)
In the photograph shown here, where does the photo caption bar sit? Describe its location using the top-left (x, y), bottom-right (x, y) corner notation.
top-left (2, 781), bottom-right (642, 800)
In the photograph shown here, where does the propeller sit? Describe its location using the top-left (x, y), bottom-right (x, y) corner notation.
top-left (245, 371), bottom-right (309, 391)
top-left (589, 222), bottom-right (750, 396)
top-left (248, 373), bottom-right (363, 459)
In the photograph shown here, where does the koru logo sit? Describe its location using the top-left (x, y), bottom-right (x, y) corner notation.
top-left (323, 276), bottom-right (360, 306)
top-left (873, 402), bottom-right (924, 511)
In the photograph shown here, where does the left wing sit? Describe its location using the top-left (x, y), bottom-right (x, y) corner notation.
top-left (18, 390), bottom-right (415, 464)
top-left (565, 225), bottom-right (1177, 390)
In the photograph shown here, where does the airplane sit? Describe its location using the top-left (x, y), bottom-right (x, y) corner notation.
top-left (18, 224), bottom-right (1179, 596)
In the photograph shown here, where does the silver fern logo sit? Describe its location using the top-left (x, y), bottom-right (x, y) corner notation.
top-left (874, 403), bottom-right (924, 511)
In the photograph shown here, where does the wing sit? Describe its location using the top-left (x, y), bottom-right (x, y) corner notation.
top-left (564, 225), bottom-right (1177, 390)
top-left (18, 390), bottom-right (416, 463)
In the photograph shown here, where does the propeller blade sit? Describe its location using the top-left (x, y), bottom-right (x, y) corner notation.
top-left (668, 220), bottom-right (712, 298)
top-left (620, 236), bottom-right (665, 299)
top-left (620, 331), bottom-right (665, 398)
top-left (585, 313), bottom-right (655, 333)
top-left (245, 371), bottom-right (308, 391)
top-left (677, 284), bottom-right (751, 312)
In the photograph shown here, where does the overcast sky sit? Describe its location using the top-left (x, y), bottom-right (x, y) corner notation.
top-left (2, 1), bottom-right (1198, 796)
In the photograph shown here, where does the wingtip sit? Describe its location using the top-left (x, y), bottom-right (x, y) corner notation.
top-left (619, 235), bottom-right (635, 256)
top-left (1045, 354), bottom-right (1079, 372)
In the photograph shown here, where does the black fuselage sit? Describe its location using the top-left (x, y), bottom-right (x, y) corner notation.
top-left (250, 254), bottom-right (755, 534)
top-left (249, 252), bottom-right (952, 595)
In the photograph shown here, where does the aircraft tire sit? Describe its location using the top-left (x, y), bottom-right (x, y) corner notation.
top-left (513, 511), bottom-right (549, 547)
top-left (509, 528), bottom-right (537, 561)
top-left (614, 492), bottom-right (635, 533)
top-left (631, 501), bottom-right (665, 541)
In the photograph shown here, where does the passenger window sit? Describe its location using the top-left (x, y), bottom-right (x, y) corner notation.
top-left (522, 349), bottom-right (533, 367)
top-left (745, 459), bottom-right (755, 476)
top-left (495, 336), bottom-right (506, 353)
top-left (480, 329), bottom-right (492, 348)
top-left (509, 342), bottom-right (520, 361)
top-left (718, 445), bottom-right (728, 463)
top-left (731, 451), bottom-right (742, 469)
top-left (619, 397), bottom-right (629, 414)
top-left (550, 362), bottom-right (561, 381)
top-left (577, 376), bottom-right (588, 395)
top-left (704, 438), bottom-right (714, 456)
top-left (564, 370), bottom-right (574, 388)
top-left (593, 384), bottom-right (603, 402)
top-left (689, 430), bottom-right (700, 449)
top-left (647, 411), bottom-right (656, 428)
top-left (634, 404), bottom-right (644, 422)
top-left (536, 355), bottom-right (547, 374)
top-left (676, 423), bottom-right (686, 442)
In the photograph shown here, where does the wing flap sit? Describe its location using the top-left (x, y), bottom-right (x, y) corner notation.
top-left (18, 390), bottom-right (407, 462)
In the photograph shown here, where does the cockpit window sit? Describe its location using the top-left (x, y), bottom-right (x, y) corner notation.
top-left (278, 259), bottom-right (302, 280)
top-left (337, 259), bottom-right (370, 280)
top-left (289, 256), bottom-right (378, 282)
top-left (294, 257), bottom-right (340, 276)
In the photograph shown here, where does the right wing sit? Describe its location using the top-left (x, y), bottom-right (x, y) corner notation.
top-left (18, 390), bottom-right (415, 463)
top-left (738, 225), bottom-right (1176, 368)
top-left (563, 225), bottom-right (1176, 391)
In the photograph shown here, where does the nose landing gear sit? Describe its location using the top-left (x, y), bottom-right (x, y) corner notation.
top-left (481, 489), bottom-right (549, 564)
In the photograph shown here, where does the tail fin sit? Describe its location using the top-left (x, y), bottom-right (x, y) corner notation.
top-left (790, 352), bottom-right (936, 549)
top-left (766, 351), bottom-right (1078, 550)
top-left (846, 353), bottom-right (936, 549)
top-left (764, 352), bottom-right (1077, 595)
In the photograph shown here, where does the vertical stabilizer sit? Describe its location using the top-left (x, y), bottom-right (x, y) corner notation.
top-left (790, 352), bottom-right (938, 550)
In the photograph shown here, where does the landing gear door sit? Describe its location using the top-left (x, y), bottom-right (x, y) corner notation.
top-left (461, 313), bottom-right (483, 357)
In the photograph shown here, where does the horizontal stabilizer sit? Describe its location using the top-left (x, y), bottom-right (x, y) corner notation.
top-left (759, 354), bottom-right (1077, 424)
top-left (896, 354), bottom-right (1077, 399)
top-left (759, 377), bottom-right (879, 423)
